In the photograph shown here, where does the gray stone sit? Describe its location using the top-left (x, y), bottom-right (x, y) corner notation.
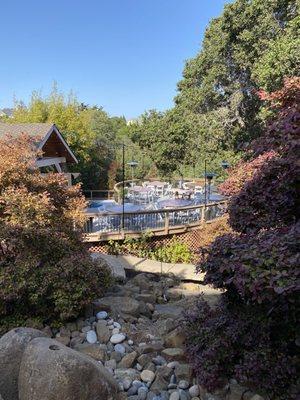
top-left (138, 342), bottom-right (164, 354)
top-left (189, 386), bottom-right (199, 398)
top-left (154, 304), bottom-right (184, 320)
top-left (96, 311), bottom-right (108, 320)
top-left (96, 322), bottom-right (111, 343)
top-left (167, 361), bottom-right (180, 369)
top-left (105, 359), bottom-right (117, 370)
top-left (114, 368), bottom-right (141, 382)
top-left (141, 369), bottom-right (155, 383)
top-left (174, 364), bottom-right (192, 381)
top-left (119, 351), bottom-right (138, 368)
top-left (165, 328), bottom-right (186, 348)
top-left (86, 330), bottom-right (97, 344)
top-left (0, 327), bottom-right (46, 400)
top-left (114, 343), bottom-right (126, 354)
top-left (179, 389), bottom-right (190, 400)
top-left (110, 350), bottom-right (123, 362)
top-left (74, 343), bottom-right (107, 362)
top-left (131, 273), bottom-right (153, 291)
top-left (127, 385), bottom-right (139, 396)
top-left (123, 377), bottom-right (133, 390)
top-left (110, 333), bottom-right (126, 344)
top-left (162, 348), bottom-right (185, 361)
top-left (170, 393), bottom-right (180, 400)
top-left (94, 296), bottom-right (140, 317)
top-left (18, 337), bottom-right (118, 400)
top-left (138, 386), bottom-right (149, 400)
top-left (178, 380), bottom-right (189, 389)
top-left (150, 375), bottom-right (169, 393)
top-left (152, 355), bottom-right (167, 365)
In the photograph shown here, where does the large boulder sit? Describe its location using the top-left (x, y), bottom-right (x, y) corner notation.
top-left (93, 296), bottom-right (140, 317)
top-left (18, 337), bottom-right (118, 400)
top-left (0, 327), bottom-right (46, 400)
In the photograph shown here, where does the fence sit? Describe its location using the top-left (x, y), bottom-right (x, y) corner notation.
top-left (83, 200), bottom-right (227, 241)
top-left (83, 190), bottom-right (115, 200)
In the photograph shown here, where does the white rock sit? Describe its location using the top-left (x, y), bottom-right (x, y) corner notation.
top-left (140, 369), bottom-right (155, 383)
top-left (170, 392), bottom-right (180, 400)
top-left (108, 325), bottom-right (114, 330)
top-left (96, 311), bottom-right (108, 320)
top-left (110, 333), bottom-right (126, 344)
top-left (86, 330), bottom-right (97, 344)
top-left (189, 385), bottom-right (199, 397)
top-left (128, 339), bottom-right (134, 345)
top-left (114, 344), bottom-right (126, 354)
top-left (112, 328), bottom-right (120, 335)
top-left (136, 363), bottom-right (143, 371)
top-left (167, 361), bottom-right (180, 369)
top-left (122, 377), bottom-right (132, 390)
top-left (113, 322), bottom-right (121, 329)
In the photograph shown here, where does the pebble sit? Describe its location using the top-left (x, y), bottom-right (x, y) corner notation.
top-left (86, 330), bottom-right (97, 344)
top-left (170, 374), bottom-right (177, 384)
top-left (127, 385), bottom-right (138, 396)
top-left (178, 380), bottom-right (189, 389)
top-left (136, 363), bottom-right (143, 371)
top-left (141, 370), bottom-right (155, 383)
top-left (81, 325), bottom-right (91, 333)
top-left (114, 344), bottom-right (126, 354)
top-left (128, 339), bottom-right (134, 345)
top-left (123, 378), bottom-right (132, 390)
top-left (167, 361), bottom-right (179, 369)
top-left (132, 380), bottom-right (144, 389)
top-left (188, 385), bottom-right (199, 398)
top-left (179, 390), bottom-right (190, 400)
top-left (112, 328), bottom-right (120, 335)
top-left (168, 383), bottom-right (177, 389)
top-left (110, 333), bottom-right (126, 344)
top-left (114, 321), bottom-right (121, 329)
top-left (152, 355), bottom-right (166, 366)
top-left (96, 311), bottom-right (108, 320)
top-left (138, 387), bottom-right (148, 400)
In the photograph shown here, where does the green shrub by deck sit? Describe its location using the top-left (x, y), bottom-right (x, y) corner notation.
top-left (0, 134), bottom-right (111, 331)
top-left (185, 78), bottom-right (300, 399)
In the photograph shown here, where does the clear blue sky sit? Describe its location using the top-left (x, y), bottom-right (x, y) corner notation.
top-left (0, 0), bottom-right (230, 118)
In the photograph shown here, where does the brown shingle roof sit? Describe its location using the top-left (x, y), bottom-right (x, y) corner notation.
top-left (0, 122), bottom-right (53, 144)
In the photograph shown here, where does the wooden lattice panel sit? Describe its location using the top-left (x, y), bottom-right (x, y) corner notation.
top-left (86, 228), bottom-right (206, 256)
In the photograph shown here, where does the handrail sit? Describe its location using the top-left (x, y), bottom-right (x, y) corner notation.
top-left (83, 200), bottom-right (227, 240)
top-left (85, 200), bottom-right (227, 217)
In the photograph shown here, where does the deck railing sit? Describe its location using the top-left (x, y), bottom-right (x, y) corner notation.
top-left (83, 190), bottom-right (115, 200)
top-left (83, 200), bottom-right (227, 241)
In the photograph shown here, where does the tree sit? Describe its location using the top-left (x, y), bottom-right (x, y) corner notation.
top-left (0, 134), bottom-right (111, 329)
top-left (184, 78), bottom-right (300, 399)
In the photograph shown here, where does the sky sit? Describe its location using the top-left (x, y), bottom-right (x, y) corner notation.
top-left (0, 0), bottom-right (230, 119)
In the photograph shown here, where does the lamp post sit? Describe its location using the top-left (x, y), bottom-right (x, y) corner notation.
top-left (127, 160), bottom-right (138, 186)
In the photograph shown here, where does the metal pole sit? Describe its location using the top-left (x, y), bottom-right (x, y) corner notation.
top-left (204, 159), bottom-right (207, 206)
top-left (122, 143), bottom-right (125, 230)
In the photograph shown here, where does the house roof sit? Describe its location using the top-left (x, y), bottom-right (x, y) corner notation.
top-left (0, 122), bottom-right (78, 163)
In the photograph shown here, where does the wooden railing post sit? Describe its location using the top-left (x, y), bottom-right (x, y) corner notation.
top-left (201, 205), bottom-right (205, 224)
top-left (164, 211), bottom-right (170, 234)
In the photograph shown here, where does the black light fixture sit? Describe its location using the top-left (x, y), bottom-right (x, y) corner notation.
top-left (127, 160), bottom-right (138, 185)
top-left (221, 160), bottom-right (230, 170)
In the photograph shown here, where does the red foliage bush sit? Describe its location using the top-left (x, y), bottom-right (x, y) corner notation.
top-left (185, 78), bottom-right (300, 399)
top-left (0, 134), bottom-right (111, 325)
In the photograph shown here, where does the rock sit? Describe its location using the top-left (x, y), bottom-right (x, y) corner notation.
top-left (41, 325), bottom-right (52, 337)
top-left (152, 355), bottom-right (166, 365)
top-left (164, 328), bottom-right (186, 348)
top-left (155, 318), bottom-right (175, 336)
top-left (119, 351), bottom-right (138, 368)
top-left (162, 348), bottom-right (185, 361)
top-left (127, 385), bottom-right (139, 396)
top-left (81, 325), bottom-right (91, 333)
top-left (178, 380), bottom-right (189, 389)
top-left (179, 389), bottom-right (190, 400)
top-left (112, 328), bottom-right (120, 335)
top-left (110, 333), bottom-right (126, 344)
top-left (128, 339), bottom-right (134, 345)
top-left (135, 293), bottom-right (156, 303)
top-left (138, 342), bottom-right (164, 354)
top-left (70, 336), bottom-right (84, 348)
top-left (150, 375), bottom-right (169, 393)
top-left (174, 364), bottom-right (192, 381)
top-left (115, 368), bottom-right (141, 382)
top-left (138, 354), bottom-right (152, 367)
top-left (123, 377), bottom-right (132, 390)
top-left (96, 311), bottom-right (108, 320)
top-left (0, 328), bottom-right (46, 400)
top-left (170, 374), bottom-right (177, 384)
top-left (167, 361), bottom-right (180, 369)
top-left (156, 365), bottom-right (173, 380)
top-left (74, 343), bottom-right (107, 362)
top-left (94, 296), bottom-right (140, 317)
top-left (170, 392), bottom-right (180, 400)
top-left (249, 396), bottom-right (265, 400)
top-left (18, 337), bottom-right (118, 400)
top-left (114, 321), bottom-right (121, 329)
top-left (114, 343), bottom-right (126, 354)
top-left (55, 335), bottom-right (70, 346)
top-left (166, 288), bottom-right (183, 301)
top-left (96, 322), bottom-right (111, 343)
top-left (111, 350), bottom-right (123, 362)
top-left (138, 386), bottom-right (149, 400)
top-left (154, 304), bottom-right (184, 320)
top-left (131, 273), bottom-right (153, 291)
top-left (141, 370), bottom-right (155, 383)
top-left (189, 385), bottom-right (199, 397)
top-left (86, 330), bottom-right (97, 344)
top-left (144, 362), bottom-right (156, 373)
top-left (228, 383), bottom-right (255, 400)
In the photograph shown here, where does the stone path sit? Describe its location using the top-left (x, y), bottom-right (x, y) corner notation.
top-left (91, 253), bottom-right (206, 282)
top-left (53, 271), bottom-right (220, 400)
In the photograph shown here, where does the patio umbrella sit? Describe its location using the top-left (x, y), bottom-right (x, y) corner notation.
top-left (104, 203), bottom-right (143, 213)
